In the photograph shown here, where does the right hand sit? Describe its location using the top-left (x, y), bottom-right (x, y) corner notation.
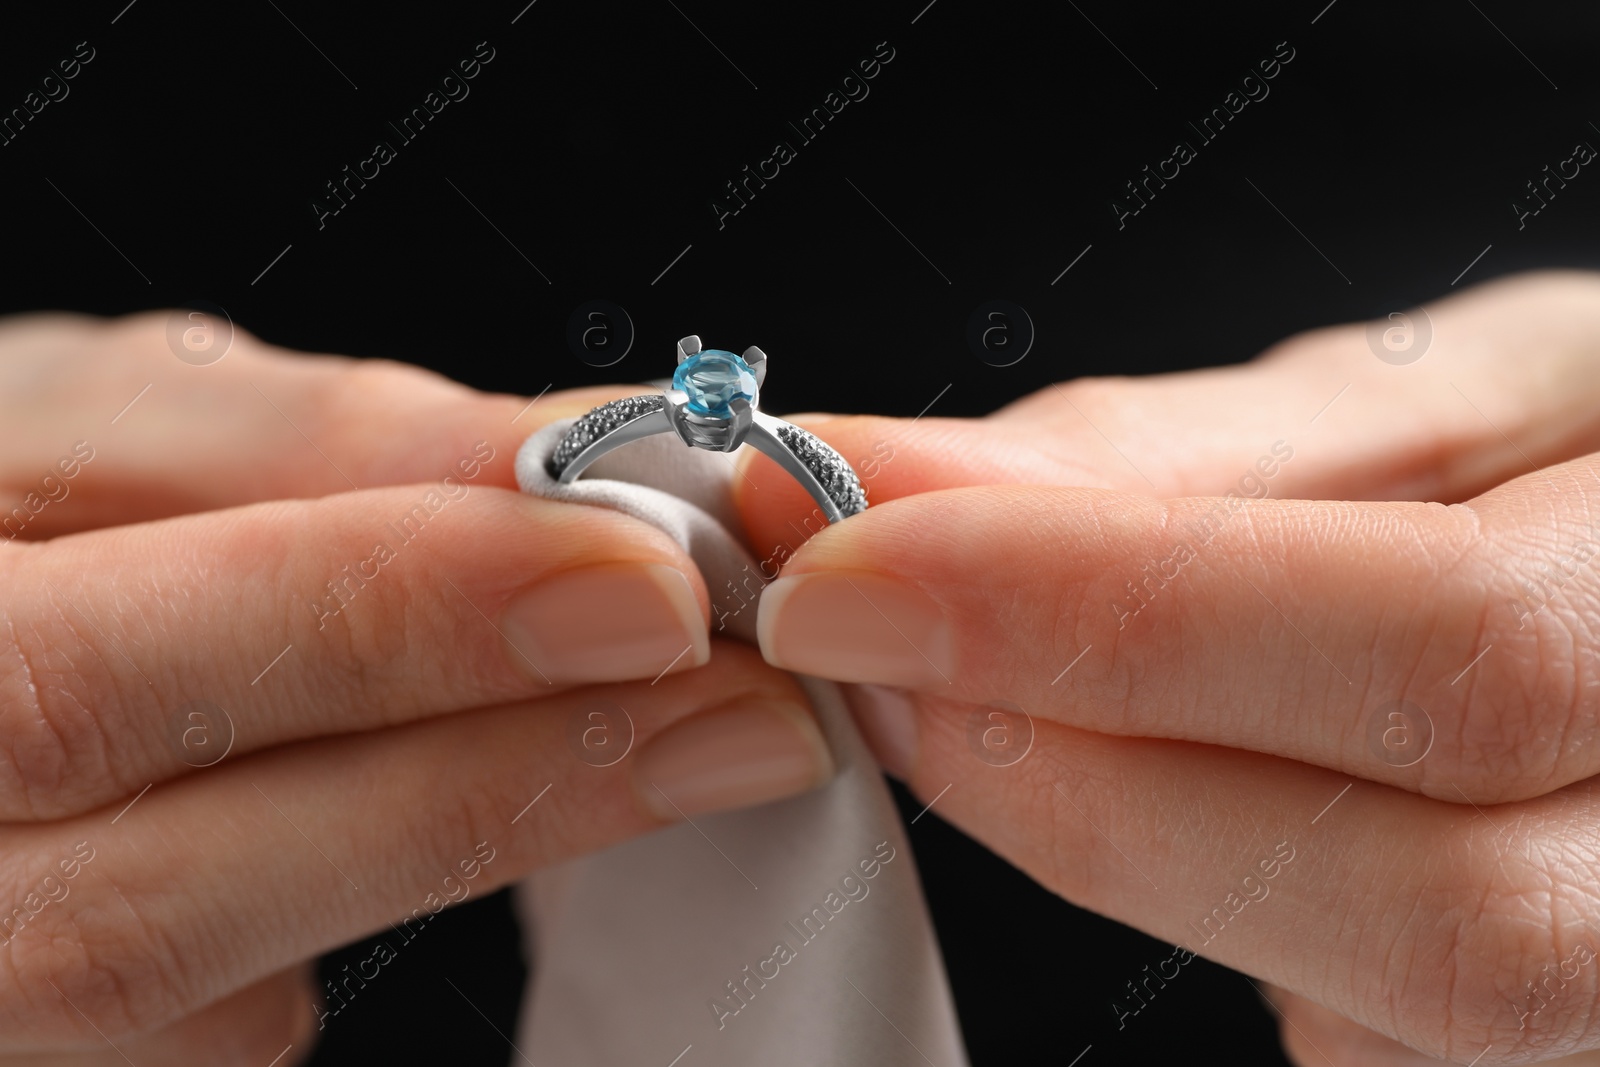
top-left (738, 272), bottom-right (1600, 1065)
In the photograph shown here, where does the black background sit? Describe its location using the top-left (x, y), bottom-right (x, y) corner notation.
top-left (4, 1), bottom-right (1598, 1063)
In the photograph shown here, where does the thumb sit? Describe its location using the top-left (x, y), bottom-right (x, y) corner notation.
top-left (734, 411), bottom-right (1102, 556)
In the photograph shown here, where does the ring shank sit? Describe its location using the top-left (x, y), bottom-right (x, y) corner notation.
top-left (550, 397), bottom-right (866, 524)
top-left (553, 406), bottom-right (670, 483)
top-left (745, 413), bottom-right (846, 524)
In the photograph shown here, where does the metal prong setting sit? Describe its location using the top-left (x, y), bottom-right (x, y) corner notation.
top-left (664, 337), bottom-right (760, 451)
top-left (551, 336), bottom-right (864, 522)
top-left (663, 389), bottom-right (696, 447)
top-left (742, 345), bottom-right (768, 387)
top-left (724, 396), bottom-right (755, 450)
top-left (662, 388), bottom-right (755, 452)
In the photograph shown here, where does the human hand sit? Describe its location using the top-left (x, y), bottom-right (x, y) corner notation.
top-left (0, 314), bottom-right (835, 1064)
top-left (738, 271), bottom-right (1600, 1064)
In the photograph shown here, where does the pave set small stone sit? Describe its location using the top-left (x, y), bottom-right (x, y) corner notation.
top-left (774, 423), bottom-right (868, 518)
top-left (547, 394), bottom-right (665, 479)
top-left (547, 342), bottom-right (867, 522)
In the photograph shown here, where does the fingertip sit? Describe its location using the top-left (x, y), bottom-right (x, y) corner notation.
top-left (845, 684), bottom-right (919, 780)
top-left (498, 560), bottom-right (709, 686)
top-left (756, 570), bottom-right (955, 687)
top-left (631, 697), bottom-right (837, 820)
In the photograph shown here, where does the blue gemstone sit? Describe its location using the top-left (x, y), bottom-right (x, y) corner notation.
top-left (672, 349), bottom-right (758, 417)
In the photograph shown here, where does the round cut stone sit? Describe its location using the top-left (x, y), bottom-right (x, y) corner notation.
top-left (673, 349), bottom-right (757, 417)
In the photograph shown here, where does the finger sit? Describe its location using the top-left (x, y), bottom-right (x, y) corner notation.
top-left (1263, 982), bottom-right (1600, 1066)
top-left (0, 311), bottom-right (638, 537)
top-left (0, 641), bottom-right (833, 1049)
top-left (847, 689), bottom-right (1600, 1064)
top-left (735, 270), bottom-right (1600, 555)
top-left (757, 452), bottom-right (1600, 803)
top-left (7, 966), bottom-right (317, 1066)
top-left (0, 483), bottom-right (714, 820)
top-left (992, 269), bottom-right (1600, 502)
top-left (1258, 982), bottom-right (1438, 1067)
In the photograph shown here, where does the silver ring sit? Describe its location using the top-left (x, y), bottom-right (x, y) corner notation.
top-left (547, 335), bottom-right (867, 523)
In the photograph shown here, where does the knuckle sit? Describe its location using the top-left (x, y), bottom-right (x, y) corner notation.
top-left (1463, 631), bottom-right (1588, 799)
top-left (297, 547), bottom-right (439, 725)
top-left (1034, 757), bottom-right (1128, 904)
top-left (379, 722), bottom-right (510, 879)
top-left (1, 868), bottom-right (187, 1040)
top-left (95, 311), bottom-right (169, 356)
top-left (102, 309), bottom-right (257, 351)
top-left (282, 489), bottom-right (529, 733)
top-left (1039, 375), bottom-right (1131, 418)
top-left (0, 553), bottom-right (138, 819)
top-left (309, 358), bottom-right (481, 482)
top-left (1255, 322), bottom-right (1361, 368)
top-left (1442, 539), bottom-right (1600, 802)
top-left (1412, 826), bottom-right (1600, 1060)
top-left (315, 357), bottom-right (458, 432)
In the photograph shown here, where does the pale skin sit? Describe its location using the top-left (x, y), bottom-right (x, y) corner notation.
top-left (0, 313), bottom-right (834, 1064)
top-left (740, 270), bottom-right (1600, 1065)
top-left (2, 270), bottom-right (1598, 1064)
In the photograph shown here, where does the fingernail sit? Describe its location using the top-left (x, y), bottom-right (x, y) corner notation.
top-left (501, 563), bottom-right (708, 684)
top-left (757, 571), bottom-right (954, 686)
top-left (634, 699), bottom-right (836, 819)
top-left (847, 684), bottom-right (918, 780)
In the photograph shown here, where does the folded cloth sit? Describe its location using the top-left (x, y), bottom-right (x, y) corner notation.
top-left (513, 417), bottom-right (969, 1065)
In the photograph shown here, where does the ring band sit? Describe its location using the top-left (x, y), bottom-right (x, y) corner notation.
top-left (547, 336), bottom-right (867, 524)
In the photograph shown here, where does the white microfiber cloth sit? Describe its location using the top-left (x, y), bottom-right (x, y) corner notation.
top-left (512, 415), bottom-right (969, 1066)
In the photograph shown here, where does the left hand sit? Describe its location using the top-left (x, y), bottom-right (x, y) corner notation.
top-left (735, 270), bottom-right (1600, 1065)
top-left (0, 313), bottom-right (837, 1065)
